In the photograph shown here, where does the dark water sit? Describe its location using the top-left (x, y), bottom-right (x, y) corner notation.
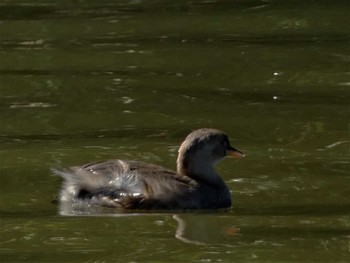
top-left (1, 0), bottom-right (349, 262)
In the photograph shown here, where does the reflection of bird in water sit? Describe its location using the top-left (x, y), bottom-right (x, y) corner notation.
top-left (53, 128), bottom-right (244, 214)
top-left (173, 214), bottom-right (240, 245)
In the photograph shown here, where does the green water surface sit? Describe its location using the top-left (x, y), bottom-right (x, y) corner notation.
top-left (0, 1), bottom-right (349, 262)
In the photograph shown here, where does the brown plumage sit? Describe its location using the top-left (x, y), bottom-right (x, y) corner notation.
top-left (52, 128), bottom-right (244, 212)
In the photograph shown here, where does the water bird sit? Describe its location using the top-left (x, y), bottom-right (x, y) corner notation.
top-left (53, 128), bottom-right (244, 211)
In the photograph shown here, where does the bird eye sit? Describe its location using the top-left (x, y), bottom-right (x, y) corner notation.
top-left (222, 137), bottom-right (230, 149)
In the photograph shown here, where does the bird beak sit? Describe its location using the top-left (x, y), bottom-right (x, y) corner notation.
top-left (226, 146), bottom-right (245, 158)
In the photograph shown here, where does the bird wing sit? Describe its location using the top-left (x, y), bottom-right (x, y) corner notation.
top-left (53, 159), bottom-right (196, 209)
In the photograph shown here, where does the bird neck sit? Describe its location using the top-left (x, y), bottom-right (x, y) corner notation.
top-left (177, 153), bottom-right (223, 186)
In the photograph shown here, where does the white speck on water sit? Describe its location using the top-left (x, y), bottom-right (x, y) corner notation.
top-left (325, 140), bottom-right (350, 149)
top-left (9, 102), bottom-right (56, 109)
top-left (122, 96), bottom-right (134, 104)
top-left (338, 82), bottom-right (350, 86)
top-left (154, 220), bottom-right (165, 226)
top-left (84, 145), bottom-right (111, 150)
